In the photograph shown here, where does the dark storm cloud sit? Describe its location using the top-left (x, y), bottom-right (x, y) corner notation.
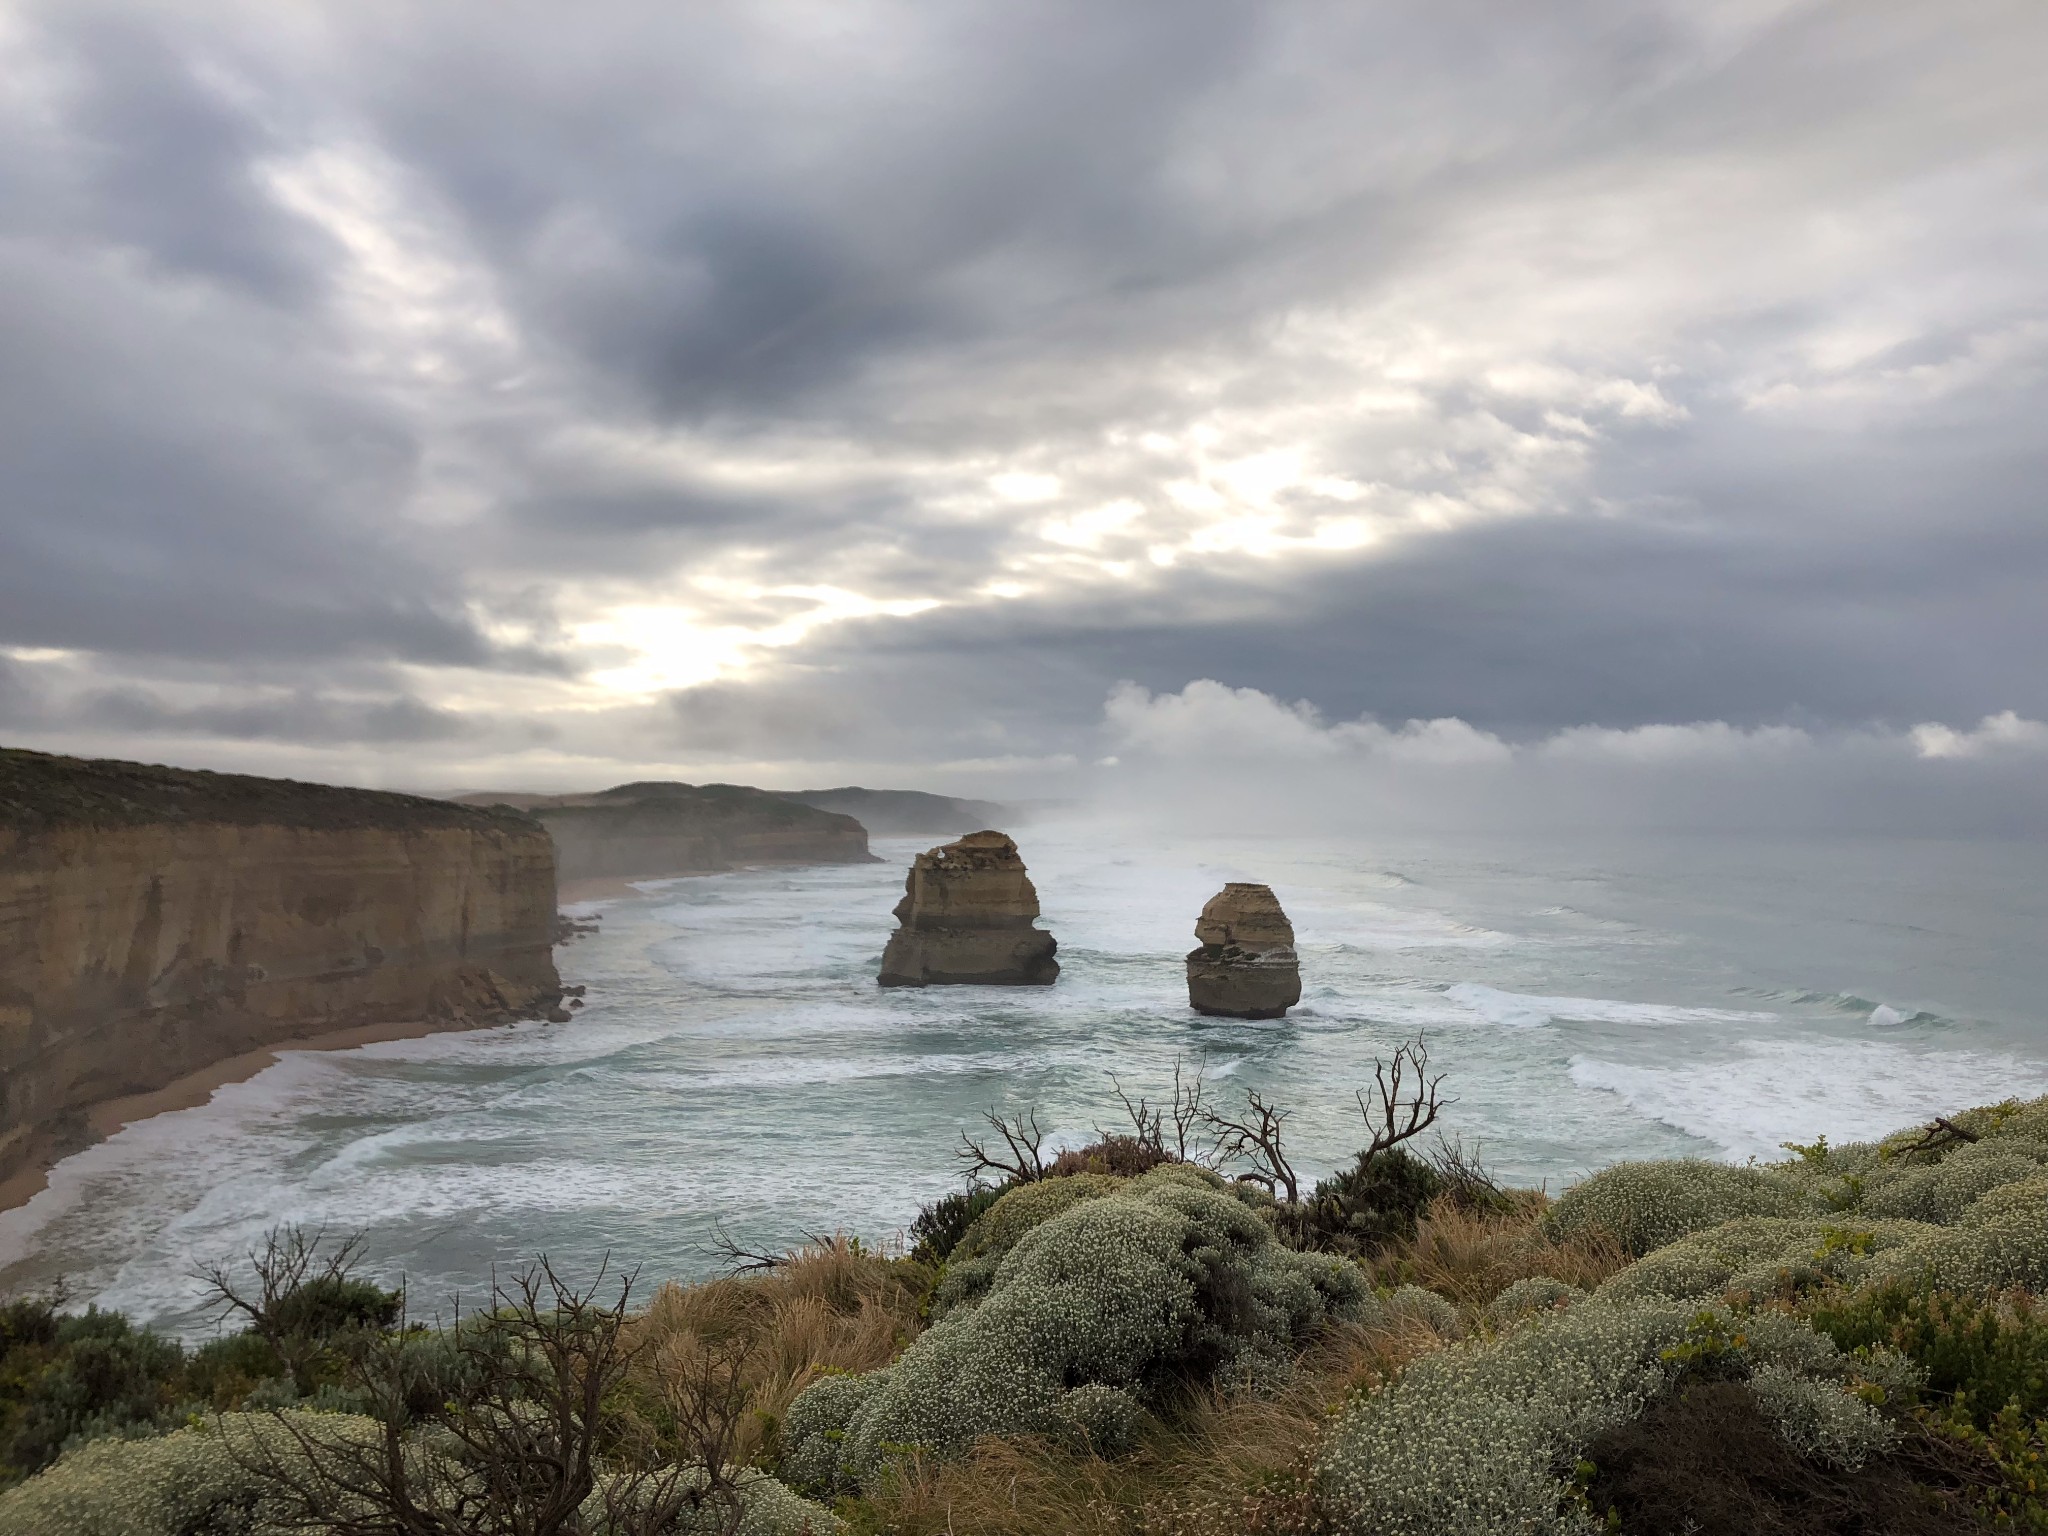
top-left (0, 0), bottom-right (2043, 795)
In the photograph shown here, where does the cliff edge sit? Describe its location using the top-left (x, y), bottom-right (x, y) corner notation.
top-left (0, 747), bottom-right (562, 1187)
top-left (460, 782), bottom-right (876, 884)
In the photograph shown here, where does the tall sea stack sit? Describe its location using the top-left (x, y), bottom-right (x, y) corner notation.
top-left (876, 831), bottom-right (1059, 987)
top-left (1186, 882), bottom-right (1301, 1019)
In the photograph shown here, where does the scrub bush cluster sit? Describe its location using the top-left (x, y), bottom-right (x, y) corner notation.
top-left (782, 1165), bottom-right (1372, 1491)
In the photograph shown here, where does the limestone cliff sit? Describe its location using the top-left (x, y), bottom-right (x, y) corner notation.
top-left (458, 782), bottom-right (875, 884)
top-left (1186, 883), bottom-right (1302, 1019)
top-left (877, 831), bottom-right (1059, 987)
top-left (777, 787), bottom-right (1009, 836)
top-left (0, 747), bottom-right (561, 1186)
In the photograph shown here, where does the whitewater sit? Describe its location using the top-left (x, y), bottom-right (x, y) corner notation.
top-left (2, 820), bottom-right (2044, 1335)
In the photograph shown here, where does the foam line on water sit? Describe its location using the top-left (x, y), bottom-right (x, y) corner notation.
top-left (1569, 1038), bottom-right (2048, 1161)
top-left (1447, 982), bottom-right (1781, 1030)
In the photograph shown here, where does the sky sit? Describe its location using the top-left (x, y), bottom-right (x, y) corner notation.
top-left (1, 0), bottom-right (2044, 824)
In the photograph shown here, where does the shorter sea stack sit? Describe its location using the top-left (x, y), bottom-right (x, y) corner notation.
top-left (877, 831), bottom-right (1059, 987)
top-left (1186, 883), bottom-right (1302, 1019)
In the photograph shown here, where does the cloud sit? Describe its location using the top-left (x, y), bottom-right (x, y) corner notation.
top-left (0, 0), bottom-right (2044, 791)
top-left (1097, 681), bottom-right (2048, 833)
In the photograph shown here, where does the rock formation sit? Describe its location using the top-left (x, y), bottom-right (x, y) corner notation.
top-left (0, 747), bottom-right (562, 1187)
top-left (1186, 883), bottom-right (1301, 1019)
top-left (877, 831), bottom-right (1059, 987)
top-left (777, 786), bottom-right (1010, 837)
top-left (459, 781), bottom-right (877, 884)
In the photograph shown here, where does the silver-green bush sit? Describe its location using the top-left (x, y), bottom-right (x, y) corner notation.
top-left (0, 1412), bottom-right (379, 1536)
top-left (1384, 1284), bottom-right (1461, 1337)
top-left (1316, 1299), bottom-right (1885, 1536)
top-left (1866, 1171), bottom-right (2048, 1291)
top-left (932, 1173), bottom-right (1124, 1313)
top-left (1745, 1366), bottom-right (1893, 1470)
top-left (781, 1166), bottom-right (1371, 1489)
top-left (1544, 1160), bottom-right (1814, 1257)
top-left (1483, 1276), bottom-right (1580, 1327)
top-left (1597, 1216), bottom-right (1938, 1304)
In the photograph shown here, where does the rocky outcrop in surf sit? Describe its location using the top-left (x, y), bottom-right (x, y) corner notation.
top-left (877, 831), bottom-right (1059, 987)
top-left (0, 746), bottom-right (562, 1188)
top-left (1186, 882), bottom-right (1301, 1019)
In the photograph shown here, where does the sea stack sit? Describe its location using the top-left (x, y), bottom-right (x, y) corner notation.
top-left (877, 831), bottom-right (1060, 987)
top-left (1186, 883), bottom-right (1302, 1019)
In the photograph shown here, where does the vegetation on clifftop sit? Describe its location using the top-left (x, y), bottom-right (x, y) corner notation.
top-left (0, 745), bottom-right (540, 834)
top-left (3, 1060), bottom-right (2046, 1535)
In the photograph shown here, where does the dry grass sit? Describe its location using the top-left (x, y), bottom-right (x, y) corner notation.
top-left (848, 1315), bottom-right (1451, 1536)
top-left (628, 1235), bottom-right (929, 1466)
top-left (1368, 1191), bottom-right (1629, 1313)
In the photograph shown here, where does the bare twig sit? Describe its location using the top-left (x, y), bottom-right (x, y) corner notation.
top-left (707, 1222), bottom-right (788, 1276)
top-left (194, 1225), bottom-right (378, 1393)
top-left (228, 1256), bottom-right (740, 1536)
top-left (1200, 1088), bottom-right (1300, 1204)
top-left (1108, 1074), bottom-right (1164, 1153)
top-left (1357, 1036), bottom-right (1454, 1170)
top-left (956, 1106), bottom-right (1049, 1184)
top-left (1892, 1115), bottom-right (1981, 1159)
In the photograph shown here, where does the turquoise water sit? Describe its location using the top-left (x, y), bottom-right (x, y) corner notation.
top-left (2, 821), bottom-right (2043, 1335)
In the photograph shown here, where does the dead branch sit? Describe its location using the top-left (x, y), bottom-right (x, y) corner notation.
top-left (1200, 1088), bottom-right (1300, 1204)
top-left (1892, 1115), bottom-right (1981, 1159)
top-left (229, 1255), bottom-right (739, 1536)
top-left (194, 1225), bottom-right (377, 1393)
top-left (707, 1222), bottom-right (788, 1276)
top-left (1356, 1036), bottom-right (1454, 1169)
top-left (1107, 1074), bottom-right (1165, 1153)
top-left (956, 1106), bottom-right (1049, 1184)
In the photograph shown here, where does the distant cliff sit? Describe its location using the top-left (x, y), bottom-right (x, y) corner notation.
top-left (0, 747), bottom-right (561, 1186)
top-left (777, 787), bottom-right (1009, 836)
top-left (458, 782), bottom-right (876, 883)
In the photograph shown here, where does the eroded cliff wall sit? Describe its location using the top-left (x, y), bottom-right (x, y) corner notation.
top-left (0, 748), bottom-right (561, 1184)
top-left (461, 781), bottom-right (876, 882)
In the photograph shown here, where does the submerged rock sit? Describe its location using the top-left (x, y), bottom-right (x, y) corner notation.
top-left (877, 830), bottom-right (1059, 987)
top-left (1186, 882), bottom-right (1301, 1018)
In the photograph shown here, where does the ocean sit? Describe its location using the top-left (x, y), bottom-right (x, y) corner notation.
top-left (2, 820), bottom-right (2044, 1336)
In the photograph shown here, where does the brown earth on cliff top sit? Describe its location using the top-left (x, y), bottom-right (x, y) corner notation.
top-left (0, 746), bottom-right (561, 1188)
top-left (457, 781), bottom-right (875, 884)
top-left (877, 830), bottom-right (1059, 987)
top-left (1186, 881), bottom-right (1301, 1019)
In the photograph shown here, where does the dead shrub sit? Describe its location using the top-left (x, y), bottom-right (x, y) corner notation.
top-left (1369, 1191), bottom-right (1629, 1312)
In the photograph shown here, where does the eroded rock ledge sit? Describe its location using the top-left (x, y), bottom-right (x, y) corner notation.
top-left (0, 747), bottom-right (562, 1187)
top-left (1186, 882), bottom-right (1301, 1019)
top-left (877, 831), bottom-right (1059, 987)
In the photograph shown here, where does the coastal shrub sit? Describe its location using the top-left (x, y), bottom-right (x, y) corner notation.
top-left (1, 1308), bottom-right (186, 1480)
top-left (780, 1166), bottom-right (1371, 1490)
top-left (930, 1173), bottom-right (1122, 1313)
top-left (1043, 1135), bottom-right (1174, 1179)
top-left (1581, 1380), bottom-right (1987, 1536)
top-left (907, 1186), bottom-right (1003, 1265)
top-left (1315, 1297), bottom-right (1880, 1536)
top-left (583, 1467), bottom-right (841, 1536)
top-left (1283, 1147), bottom-right (1442, 1258)
top-left (1484, 1275), bottom-right (1580, 1327)
top-left (1597, 1216), bottom-right (1938, 1304)
top-left (1545, 1160), bottom-right (1813, 1257)
top-left (1745, 1365), bottom-right (1894, 1469)
top-left (1861, 1147), bottom-right (2046, 1224)
top-left (1857, 1173), bottom-right (2048, 1293)
top-left (0, 1411), bottom-right (379, 1536)
top-left (1804, 1280), bottom-right (2048, 1527)
top-left (1383, 1284), bottom-right (1461, 1338)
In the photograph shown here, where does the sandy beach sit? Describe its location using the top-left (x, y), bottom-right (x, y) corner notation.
top-left (0, 1015), bottom-right (495, 1220)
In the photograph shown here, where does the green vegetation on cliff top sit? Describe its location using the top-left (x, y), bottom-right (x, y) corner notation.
top-left (0, 745), bottom-right (540, 834)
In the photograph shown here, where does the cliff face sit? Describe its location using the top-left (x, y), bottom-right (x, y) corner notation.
top-left (0, 748), bottom-right (561, 1185)
top-left (778, 787), bottom-right (1009, 836)
top-left (463, 782), bottom-right (876, 883)
top-left (877, 830), bottom-right (1059, 987)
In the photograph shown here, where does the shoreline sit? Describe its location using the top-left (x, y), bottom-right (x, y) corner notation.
top-left (0, 1015), bottom-right (501, 1221)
